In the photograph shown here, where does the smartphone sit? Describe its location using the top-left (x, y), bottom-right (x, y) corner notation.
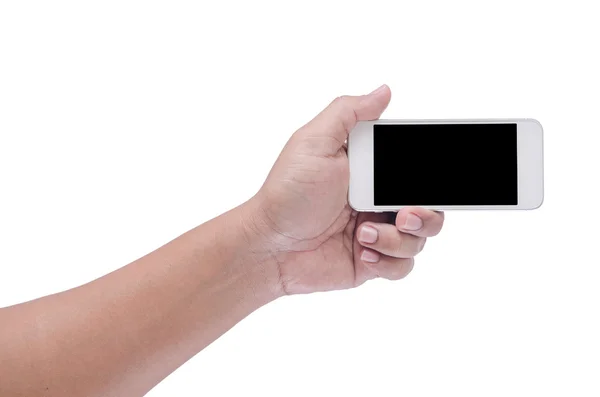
top-left (348, 119), bottom-right (544, 211)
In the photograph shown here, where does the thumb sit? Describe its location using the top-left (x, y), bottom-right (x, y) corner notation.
top-left (298, 84), bottom-right (391, 155)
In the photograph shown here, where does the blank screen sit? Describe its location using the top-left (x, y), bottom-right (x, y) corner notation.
top-left (373, 124), bottom-right (518, 206)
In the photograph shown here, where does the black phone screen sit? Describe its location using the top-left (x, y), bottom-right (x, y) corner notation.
top-left (373, 124), bottom-right (518, 206)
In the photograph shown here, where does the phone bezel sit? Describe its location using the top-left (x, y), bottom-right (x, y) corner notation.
top-left (347, 119), bottom-right (544, 211)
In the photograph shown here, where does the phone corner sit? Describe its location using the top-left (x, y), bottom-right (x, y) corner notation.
top-left (524, 118), bottom-right (544, 133)
top-left (526, 194), bottom-right (545, 210)
top-left (535, 194), bottom-right (545, 209)
top-left (347, 195), bottom-right (361, 212)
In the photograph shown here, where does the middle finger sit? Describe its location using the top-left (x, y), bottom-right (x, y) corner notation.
top-left (357, 221), bottom-right (426, 259)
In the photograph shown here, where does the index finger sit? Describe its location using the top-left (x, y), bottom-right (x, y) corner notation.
top-left (395, 207), bottom-right (445, 237)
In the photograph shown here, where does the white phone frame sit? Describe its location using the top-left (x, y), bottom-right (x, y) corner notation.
top-left (348, 119), bottom-right (544, 211)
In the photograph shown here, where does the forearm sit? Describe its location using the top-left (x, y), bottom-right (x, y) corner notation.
top-left (0, 199), bottom-right (282, 397)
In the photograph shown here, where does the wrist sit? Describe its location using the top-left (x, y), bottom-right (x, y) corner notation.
top-left (229, 197), bottom-right (286, 301)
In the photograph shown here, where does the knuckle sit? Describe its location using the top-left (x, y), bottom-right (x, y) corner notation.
top-left (407, 258), bottom-right (416, 273)
top-left (330, 95), bottom-right (358, 133)
top-left (390, 258), bottom-right (414, 280)
top-left (402, 258), bottom-right (415, 277)
top-left (432, 212), bottom-right (445, 235)
top-left (333, 95), bottom-right (351, 107)
top-left (393, 233), bottom-right (404, 257)
top-left (393, 234), bottom-right (423, 258)
top-left (415, 237), bottom-right (427, 255)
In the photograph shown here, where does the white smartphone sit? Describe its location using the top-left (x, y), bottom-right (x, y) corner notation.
top-left (348, 119), bottom-right (544, 211)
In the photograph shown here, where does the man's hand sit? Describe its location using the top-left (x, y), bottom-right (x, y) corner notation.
top-left (0, 84), bottom-right (444, 396)
top-left (249, 85), bottom-right (445, 295)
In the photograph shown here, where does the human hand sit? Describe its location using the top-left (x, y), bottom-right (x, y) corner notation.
top-left (249, 85), bottom-right (444, 295)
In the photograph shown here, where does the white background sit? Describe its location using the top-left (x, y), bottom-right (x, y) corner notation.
top-left (1, 1), bottom-right (599, 396)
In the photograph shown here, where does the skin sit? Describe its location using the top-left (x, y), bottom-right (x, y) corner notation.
top-left (0, 85), bottom-right (444, 396)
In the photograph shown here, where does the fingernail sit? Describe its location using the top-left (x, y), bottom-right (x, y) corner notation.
top-left (361, 250), bottom-right (380, 263)
top-left (368, 84), bottom-right (387, 95)
top-left (358, 225), bottom-right (378, 244)
top-left (403, 213), bottom-right (423, 231)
